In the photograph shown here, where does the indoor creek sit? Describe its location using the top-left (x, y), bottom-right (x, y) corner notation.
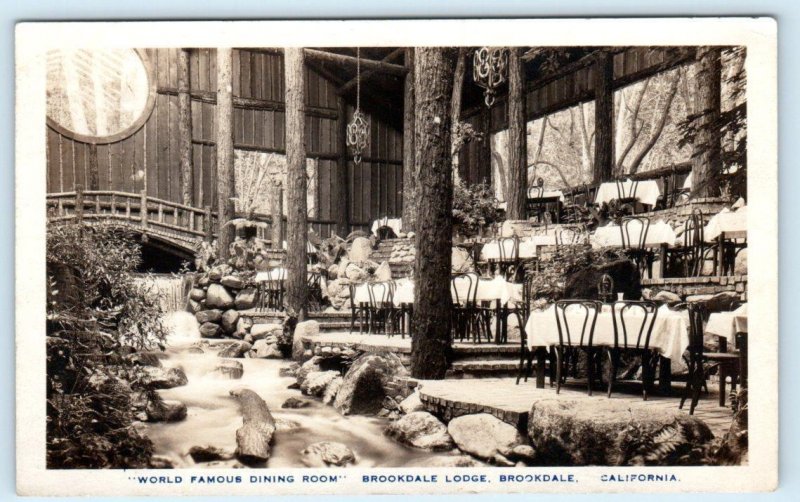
top-left (145, 311), bottom-right (451, 469)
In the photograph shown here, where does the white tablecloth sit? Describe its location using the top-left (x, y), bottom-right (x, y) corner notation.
top-left (591, 220), bottom-right (677, 249)
top-left (705, 304), bottom-right (748, 343)
top-left (351, 276), bottom-right (522, 307)
top-left (524, 304), bottom-right (689, 371)
top-left (255, 268), bottom-right (326, 292)
top-left (595, 179), bottom-right (661, 207)
top-left (704, 207), bottom-right (747, 242)
top-left (481, 227), bottom-right (586, 260)
top-left (527, 188), bottom-right (565, 201)
top-left (371, 217), bottom-right (403, 237)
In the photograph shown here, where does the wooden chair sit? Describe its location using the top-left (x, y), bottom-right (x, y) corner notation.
top-left (608, 300), bottom-right (659, 399)
top-left (257, 268), bottom-right (285, 311)
top-left (553, 300), bottom-right (603, 395)
top-left (619, 216), bottom-right (655, 279)
top-left (367, 281), bottom-right (396, 335)
top-left (513, 275), bottom-right (540, 384)
top-left (672, 209), bottom-right (714, 277)
top-left (615, 179), bottom-right (641, 215)
top-left (451, 273), bottom-right (491, 343)
top-left (306, 271), bottom-right (324, 311)
top-left (348, 283), bottom-right (369, 334)
top-left (489, 236), bottom-right (520, 282)
top-left (679, 303), bottom-right (742, 414)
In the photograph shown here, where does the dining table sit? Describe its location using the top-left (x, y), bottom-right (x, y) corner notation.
top-left (591, 220), bottom-right (677, 278)
top-left (706, 304), bottom-right (748, 348)
top-left (371, 217), bottom-right (403, 237)
top-left (704, 206), bottom-right (747, 275)
top-left (523, 303), bottom-right (690, 389)
top-left (594, 179), bottom-right (661, 207)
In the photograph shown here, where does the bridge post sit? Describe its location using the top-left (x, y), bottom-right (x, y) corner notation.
top-left (75, 184), bottom-right (84, 225)
top-left (140, 189), bottom-right (148, 231)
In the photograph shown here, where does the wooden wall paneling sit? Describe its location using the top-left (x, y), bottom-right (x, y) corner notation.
top-left (202, 101), bottom-right (215, 141)
top-left (46, 128), bottom-right (60, 192)
top-left (240, 50), bottom-right (251, 98)
top-left (232, 49), bottom-right (240, 97)
top-left (253, 108), bottom-right (265, 147)
top-left (233, 107), bottom-right (243, 144)
top-left (208, 49), bottom-right (217, 93)
top-left (109, 141), bottom-right (122, 191)
top-left (121, 135), bottom-right (135, 193)
top-left (144, 118), bottom-right (158, 197)
top-left (190, 49), bottom-right (200, 91)
top-left (191, 100), bottom-right (203, 139)
top-left (168, 94), bottom-right (180, 200)
top-left (318, 159), bottom-right (331, 219)
top-left (60, 137), bottom-right (74, 192)
top-left (192, 143), bottom-right (203, 205)
top-left (156, 93), bottom-right (169, 199)
top-left (73, 141), bottom-right (87, 189)
top-left (203, 144), bottom-right (215, 208)
top-left (97, 143), bottom-right (110, 193)
top-left (274, 111), bottom-right (285, 149)
top-left (251, 51), bottom-right (262, 100)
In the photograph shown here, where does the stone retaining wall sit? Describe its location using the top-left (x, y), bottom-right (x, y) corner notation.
top-left (642, 275), bottom-right (748, 301)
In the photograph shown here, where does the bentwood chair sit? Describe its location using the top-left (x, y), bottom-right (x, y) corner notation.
top-left (306, 271), bottom-right (324, 311)
top-left (680, 302), bottom-right (742, 414)
top-left (513, 275), bottom-right (540, 384)
top-left (451, 273), bottom-right (491, 344)
top-left (608, 300), bottom-right (659, 399)
top-left (615, 179), bottom-right (641, 215)
top-left (489, 236), bottom-right (521, 282)
top-left (673, 209), bottom-right (715, 277)
top-left (348, 283), bottom-right (369, 334)
top-left (257, 268), bottom-right (286, 311)
top-left (366, 281), bottom-right (396, 335)
top-left (553, 300), bottom-right (603, 395)
top-left (620, 216), bottom-right (655, 278)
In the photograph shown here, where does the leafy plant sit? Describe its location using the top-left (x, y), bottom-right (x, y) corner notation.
top-left (452, 177), bottom-right (502, 238)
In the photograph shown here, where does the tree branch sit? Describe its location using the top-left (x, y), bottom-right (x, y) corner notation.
top-left (628, 72), bottom-right (681, 174)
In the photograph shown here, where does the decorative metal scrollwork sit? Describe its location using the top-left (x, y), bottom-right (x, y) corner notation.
top-left (473, 47), bottom-right (509, 108)
top-left (346, 47), bottom-right (369, 165)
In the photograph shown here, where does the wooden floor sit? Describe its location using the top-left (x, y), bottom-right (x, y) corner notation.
top-left (416, 377), bottom-right (734, 437)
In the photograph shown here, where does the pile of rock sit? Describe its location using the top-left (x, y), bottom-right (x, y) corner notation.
top-left (322, 237), bottom-right (395, 310)
top-left (187, 265), bottom-right (257, 339)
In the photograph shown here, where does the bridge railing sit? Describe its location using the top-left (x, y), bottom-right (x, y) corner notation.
top-left (47, 187), bottom-right (218, 241)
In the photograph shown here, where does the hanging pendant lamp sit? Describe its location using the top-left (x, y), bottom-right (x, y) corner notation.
top-left (473, 47), bottom-right (509, 108)
top-left (346, 47), bottom-right (369, 165)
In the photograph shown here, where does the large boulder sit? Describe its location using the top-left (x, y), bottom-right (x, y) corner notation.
top-left (206, 284), bottom-right (235, 309)
top-left (221, 275), bottom-right (245, 290)
top-left (563, 258), bottom-right (641, 302)
top-left (292, 321), bottom-right (320, 361)
top-left (221, 309), bottom-right (240, 334)
top-left (196, 309), bottom-right (222, 324)
top-left (217, 341), bottom-right (252, 358)
top-left (385, 412), bottom-right (455, 451)
top-left (236, 317), bottom-right (254, 338)
top-left (235, 288), bottom-right (258, 310)
top-left (347, 237), bottom-right (373, 262)
top-left (447, 413), bottom-right (525, 463)
top-left (189, 288), bottom-right (206, 302)
top-left (406, 454), bottom-right (486, 468)
top-left (528, 399), bottom-right (714, 466)
top-left (140, 367), bottom-right (188, 390)
top-left (188, 445), bottom-right (235, 463)
top-left (199, 322), bottom-right (221, 339)
top-left (251, 323), bottom-right (282, 342)
top-left (282, 397), bottom-right (311, 409)
top-left (251, 339), bottom-right (283, 359)
top-left (399, 392), bottom-right (424, 414)
top-left (653, 290), bottom-right (682, 304)
top-left (295, 356), bottom-right (322, 386)
top-left (300, 442), bottom-right (356, 467)
top-left (344, 263), bottom-right (369, 282)
top-left (322, 376), bottom-right (343, 405)
top-left (374, 261), bottom-right (393, 282)
top-left (452, 247), bottom-right (473, 274)
top-left (300, 370), bottom-right (341, 397)
top-left (333, 353), bottom-right (409, 415)
top-left (146, 399), bottom-right (187, 422)
top-left (686, 291), bottom-right (742, 313)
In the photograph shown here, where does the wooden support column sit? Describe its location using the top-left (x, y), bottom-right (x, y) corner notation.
top-left (401, 48), bottom-right (416, 232)
top-left (506, 47), bottom-right (528, 220)
top-left (270, 182), bottom-right (284, 249)
top-left (410, 47), bottom-right (457, 380)
top-left (216, 48), bottom-right (236, 260)
top-left (284, 47), bottom-right (309, 320)
top-left (178, 48), bottom-right (194, 206)
top-left (335, 98), bottom-right (350, 237)
top-left (593, 50), bottom-right (614, 183)
top-left (691, 46), bottom-right (723, 198)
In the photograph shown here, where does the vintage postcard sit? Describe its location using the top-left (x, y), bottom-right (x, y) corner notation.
top-left (15, 18), bottom-right (777, 495)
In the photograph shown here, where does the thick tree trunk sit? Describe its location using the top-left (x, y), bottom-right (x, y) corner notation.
top-left (401, 48), bottom-right (417, 232)
top-left (506, 47), bottom-right (528, 219)
top-left (216, 48), bottom-right (236, 260)
top-left (229, 388), bottom-right (276, 464)
top-left (450, 47), bottom-right (467, 170)
top-left (593, 50), bottom-right (614, 183)
top-left (410, 47), bottom-right (456, 380)
top-left (178, 49), bottom-right (194, 206)
top-left (284, 47), bottom-right (308, 320)
top-left (691, 47), bottom-right (723, 198)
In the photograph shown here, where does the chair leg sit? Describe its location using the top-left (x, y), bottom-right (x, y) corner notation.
top-left (642, 351), bottom-right (651, 401)
top-left (555, 347), bottom-right (563, 394)
top-left (607, 349), bottom-right (617, 398)
top-left (586, 349), bottom-right (594, 396)
top-left (516, 347), bottom-right (527, 385)
top-left (718, 365), bottom-right (727, 407)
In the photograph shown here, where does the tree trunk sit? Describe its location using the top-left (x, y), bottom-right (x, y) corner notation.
top-left (628, 72), bottom-right (680, 174)
top-left (691, 46), bottom-right (723, 198)
top-left (216, 48), bottom-right (235, 260)
top-left (450, 47), bottom-right (467, 168)
top-left (401, 48), bottom-right (417, 232)
top-left (229, 388), bottom-right (276, 464)
top-left (178, 48), bottom-right (194, 206)
top-left (411, 47), bottom-right (457, 380)
top-left (593, 50), bottom-right (614, 183)
top-left (506, 47), bottom-right (527, 220)
top-left (284, 47), bottom-right (308, 320)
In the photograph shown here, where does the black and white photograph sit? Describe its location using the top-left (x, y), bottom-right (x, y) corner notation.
top-left (15, 19), bottom-right (778, 496)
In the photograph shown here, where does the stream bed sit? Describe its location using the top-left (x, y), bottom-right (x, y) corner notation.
top-left (145, 312), bottom-right (451, 468)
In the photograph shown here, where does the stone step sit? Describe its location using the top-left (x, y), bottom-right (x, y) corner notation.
top-left (446, 358), bottom-right (527, 379)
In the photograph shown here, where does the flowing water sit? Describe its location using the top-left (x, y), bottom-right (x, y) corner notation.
top-left (134, 274), bottom-right (191, 312)
top-left (145, 311), bottom-right (450, 468)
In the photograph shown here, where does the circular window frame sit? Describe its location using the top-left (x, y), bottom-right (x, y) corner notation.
top-left (45, 48), bottom-right (157, 145)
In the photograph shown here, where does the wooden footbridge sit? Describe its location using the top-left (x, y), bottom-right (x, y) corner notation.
top-left (46, 188), bottom-right (217, 260)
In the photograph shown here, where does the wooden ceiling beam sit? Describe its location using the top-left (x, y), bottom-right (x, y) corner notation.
top-left (336, 48), bottom-right (406, 95)
top-left (303, 48), bottom-right (407, 76)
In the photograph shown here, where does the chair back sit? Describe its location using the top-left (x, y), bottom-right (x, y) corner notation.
top-left (496, 236), bottom-right (519, 262)
top-left (367, 281), bottom-right (394, 308)
top-left (611, 300), bottom-right (658, 350)
top-left (615, 179), bottom-right (640, 201)
top-left (685, 302), bottom-right (708, 355)
top-left (619, 216), bottom-right (651, 250)
top-left (682, 209), bottom-right (705, 276)
top-left (527, 186), bottom-right (544, 199)
top-left (451, 272), bottom-right (480, 307)
top-left (554, 300), bottom-right (602, 348)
